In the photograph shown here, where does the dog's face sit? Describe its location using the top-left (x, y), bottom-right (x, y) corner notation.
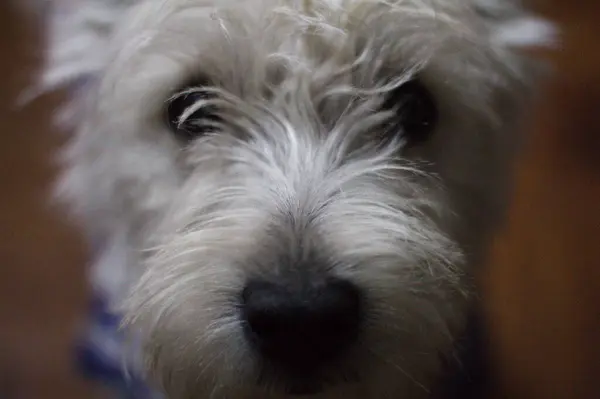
top-left (46, 0), bottom-right (550, 398)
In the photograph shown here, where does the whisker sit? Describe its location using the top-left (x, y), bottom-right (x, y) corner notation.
top-left (365, 347), bottom-right (430, 394)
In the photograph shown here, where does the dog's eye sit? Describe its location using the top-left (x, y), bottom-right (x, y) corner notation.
top-left (166, 89), bottom-right (220, 141)
top-left (382, 80), bottom-right (438, 144)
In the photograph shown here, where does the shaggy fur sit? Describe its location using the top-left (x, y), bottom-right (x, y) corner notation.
top-left (32, 0), bottom-right (554, 398)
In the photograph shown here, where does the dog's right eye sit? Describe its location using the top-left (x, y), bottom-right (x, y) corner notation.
top-left (166, 89), bottom-right (220, 141)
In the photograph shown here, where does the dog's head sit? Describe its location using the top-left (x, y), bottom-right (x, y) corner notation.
top-left (36, 0), bottom-right (554, 398)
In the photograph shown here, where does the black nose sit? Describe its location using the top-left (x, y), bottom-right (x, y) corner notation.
top-left (241, 278), bottom-right (362, 372)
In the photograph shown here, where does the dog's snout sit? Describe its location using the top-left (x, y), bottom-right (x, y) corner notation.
top-left (241, 277), bottom-right (362, 370)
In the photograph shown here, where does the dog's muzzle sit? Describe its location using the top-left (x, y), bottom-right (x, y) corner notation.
top-left (240, 276), bottom-right (363, 390)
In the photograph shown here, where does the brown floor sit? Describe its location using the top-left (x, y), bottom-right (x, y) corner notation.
top-left (0, 4), bottom-right (97, 398)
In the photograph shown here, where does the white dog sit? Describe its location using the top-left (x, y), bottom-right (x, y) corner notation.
top-left (32, 0), bottom-right (554, 398)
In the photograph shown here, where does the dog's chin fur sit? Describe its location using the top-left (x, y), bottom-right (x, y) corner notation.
top-left (31, 0), bottom-right (555, 398)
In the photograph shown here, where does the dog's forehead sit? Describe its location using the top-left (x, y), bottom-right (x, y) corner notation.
top-left (107, 0), bottom-right (481, 85)
top-left (133, 0), bottom-right (473, 39)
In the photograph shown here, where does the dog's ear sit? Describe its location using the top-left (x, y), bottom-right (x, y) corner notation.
top-left (471, 0), bottom-right (558, 90)
top-left (474, 0), bottom-right (557, 50)
top-left (23, 0), bottom-right (138, 125)
top-left (39, 0), bottom-right (138, 91)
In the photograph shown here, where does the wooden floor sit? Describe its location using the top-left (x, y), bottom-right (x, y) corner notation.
top-left (0, 4), bottom-right (96, 398)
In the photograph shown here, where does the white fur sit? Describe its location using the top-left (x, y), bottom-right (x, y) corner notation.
top-left (31, 0), bottom-right (554, 398)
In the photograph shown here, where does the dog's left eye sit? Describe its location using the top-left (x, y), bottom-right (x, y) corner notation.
top-left (166, 89), bottom-right (220, 141)
top-left (381, 80), bottom-right (438, 144)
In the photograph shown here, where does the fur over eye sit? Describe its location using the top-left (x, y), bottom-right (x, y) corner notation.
top-left (166, 89), bottom-right (221, 141)
top-left (381, 80), bottom-right (438, 144)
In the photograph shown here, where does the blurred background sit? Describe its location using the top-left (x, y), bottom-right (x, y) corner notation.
top-left (0, 2), bottom-right (94, 398)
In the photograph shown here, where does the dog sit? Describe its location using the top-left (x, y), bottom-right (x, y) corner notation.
top-left (31, 0), bottom-right (555, 398)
